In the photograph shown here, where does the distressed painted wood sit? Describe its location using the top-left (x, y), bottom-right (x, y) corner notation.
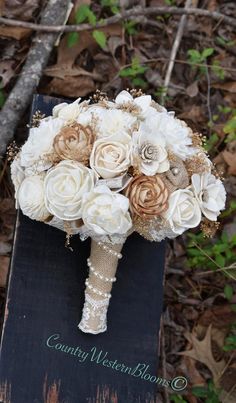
top-left (0, 95), bottom-right (165, 403)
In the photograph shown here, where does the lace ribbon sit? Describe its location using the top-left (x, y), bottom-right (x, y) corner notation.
top-left (78, 293), bottom-right (110, 334)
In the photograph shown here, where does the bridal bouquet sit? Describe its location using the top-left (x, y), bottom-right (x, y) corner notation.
top-left (10, 90), bottom-right (226, 334)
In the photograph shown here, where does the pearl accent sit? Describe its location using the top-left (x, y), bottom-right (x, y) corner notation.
top-left (172, 167), bottom-right (179, 175)
top-left (97, 241), bottom-right (122, 259)
top-left (87, 258), bottom-right (116, 282)
top-left (85, 279), bottom-right (111, 298)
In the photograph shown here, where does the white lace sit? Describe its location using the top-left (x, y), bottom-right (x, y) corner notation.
top-left (78, 293), bottom-right (110, 334)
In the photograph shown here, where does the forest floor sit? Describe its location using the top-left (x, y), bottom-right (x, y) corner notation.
top-left (0, 1), bottom-right (236, 402)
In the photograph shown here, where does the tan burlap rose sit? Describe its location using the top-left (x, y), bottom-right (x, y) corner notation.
top-left (53, 123), bottom-right (95, 165)
top-left (162, 154), bottom-right (189, 193)
top-left (125, 175), bottom-right (169, 218)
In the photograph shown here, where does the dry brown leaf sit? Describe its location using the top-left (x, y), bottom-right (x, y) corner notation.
top-left (198, 304), bottom-right (236, 330)
top-left (179, 325), bottom-right (226, 386)
top-left (3, 0), bottom-right (40, 21)
top-left (222, 149), bottom-right (236, 175)
top-left (0, 26), bottom-right (31, 40)
top-left (213, 82), bottom-right (236, 93)
top-left (45, 76), bottom-right (95, 98)
top-left (186, 81), bottom-right (199, 98)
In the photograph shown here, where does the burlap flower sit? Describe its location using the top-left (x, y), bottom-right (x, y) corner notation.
top-left (53, 123), bottom-right (95, 165)
top-left (162, 154), bottom-right (189, 193)
top-left (125, 175), bottom-right (169, 218)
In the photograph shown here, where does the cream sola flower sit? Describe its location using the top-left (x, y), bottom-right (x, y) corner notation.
top-left (81, 185), bottom-right (132, 236)
top-left (20, 117), bottom-right (65, 173)
top-left (132, 122), bottom-right (169, 176)
top-left (191, 173), bottom-right (226, 221)
top-left (143, 111), bottom-right (196, 160)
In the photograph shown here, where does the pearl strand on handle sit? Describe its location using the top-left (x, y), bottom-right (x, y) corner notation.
top-left (97, 241), bottom-right (123, 259)
top-left (87, 258), bottom-right (116, 282)
top-left (85, 279), bottom-right (111, 299)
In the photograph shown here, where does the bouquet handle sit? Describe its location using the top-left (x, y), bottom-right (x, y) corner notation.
top-left (78, 239), bottom-right (124, 334)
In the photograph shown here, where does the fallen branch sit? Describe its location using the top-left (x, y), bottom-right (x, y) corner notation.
top-left (0, 6), bottom-right (236, 31)
top-left (162, 0), bottom-right (192, 102)
top-left (0, 0), bottom-right (71, 157)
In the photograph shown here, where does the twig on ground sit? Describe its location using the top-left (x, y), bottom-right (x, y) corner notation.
top-left (161, 0), bottom-right (192, 103)
top-left (0, 0), bottom-right (71, 157)
top-left (0, 6), bottom-right (236, 31)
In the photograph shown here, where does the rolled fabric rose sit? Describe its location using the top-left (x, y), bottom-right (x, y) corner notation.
top-left (78, 239), bottom-right (125, 334)
top-left (124, 174), bottom-right (169, 218)
top-left (53, 123), bottom-right (95, 164)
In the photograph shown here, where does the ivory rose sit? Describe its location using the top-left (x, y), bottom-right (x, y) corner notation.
top-left (125, 175), bottom-right (169, 218)
top-left (44, 160), bottom-right (97, 220)
top-left (81, 185), bottom-right (132, 235)
top-left (132, 123), bottom-right (169, 175)
top-left (18, 175), bottom-right (50, 221)
top-left (191, 173), bottom-right (226, 221)
top-left (162, 189), bottom-right (201, 235)
top-left (90, 132), bottom-right (132, 179)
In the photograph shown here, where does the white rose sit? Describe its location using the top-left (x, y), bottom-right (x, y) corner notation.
top-left (162, 189), bottom-right (201, 235)
top-left (144, 112), bottom-right (195, 160)
top-left (53, 98), bottom-right (89, 121)
top-left (44, 160), bottom-right (97, 220)
top-left (21, 117), bottom-right (65, 170)
top-left (18, 175), bottom-right (50, 221)
top-left (191, 173), bottom-right (226, 221)
top-left (81, 185), bottom-right (132, 235)
top-left (132, 123), bottom-right (169, 175)
top-left (90, 132), bottom-right (132, 179)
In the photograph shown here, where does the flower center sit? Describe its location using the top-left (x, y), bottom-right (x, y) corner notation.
top-left (139, 142), bottom-right (159, 163)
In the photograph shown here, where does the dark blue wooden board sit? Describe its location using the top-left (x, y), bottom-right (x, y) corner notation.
top-left (0, 95), bottom-right (165, 403)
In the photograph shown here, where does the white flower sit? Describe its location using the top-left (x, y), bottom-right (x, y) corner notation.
top-left (44, 160), bottom-right (97, 220)
top-left (132, 123), bottom-right (169, 175)
top-left (191, 173), bottom-right (226, 221)
top-left (11, 153), bottom-right (25, 203)
top-left (115, 89), bottom-right (167, 117)
top-left (94, 108), bottom-right (136, 138)
top-left (81, 185), bottom-right (132, 235)
top-left (52, 98), bottom-right (89, 121)
top-left (162, 189), bottom-right (201, 235)
top-left (144, 112), bottom-right (195, 160)
top-left (90, 132), bottom-right (131, 179)
top-left (18, 175), bottom-right (50, 221)
top-left (20, 117), bottom-right (65, 171)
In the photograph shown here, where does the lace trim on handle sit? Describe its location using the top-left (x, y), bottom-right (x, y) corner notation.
top-left (78, 293), bottom-right (110, 334)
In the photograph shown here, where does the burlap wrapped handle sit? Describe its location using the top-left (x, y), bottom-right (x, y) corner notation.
top-left (78, 239), bottom-right (125, 334)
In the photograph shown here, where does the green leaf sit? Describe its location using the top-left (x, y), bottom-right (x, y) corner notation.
top-left (75, 4), bottom-right (96, 26)
top-left (202, 47), bottom-right (214, 59)
top-left (92, 30), bottom-right (107, 49)
top-left (224, 284), bottom-right (233, 301)
top-left (67, 32), bottom-right (79, 48)
top-left (75, 4), bottom-right (90, 24)
top-left (192, 386), bottom-right (207, 397)
top-left (215, 254), bottom-right (225, 267)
